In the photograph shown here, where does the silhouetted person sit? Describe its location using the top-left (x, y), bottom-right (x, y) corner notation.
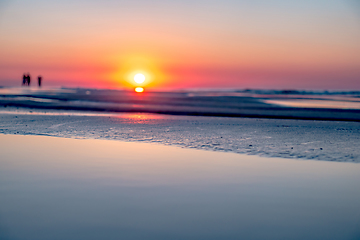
top-left (22, 74), bottom-right (26, 86)
top-left (38, 76), bottom-right (42, 87)
top-left (27, 74), bottom-right (31, 86)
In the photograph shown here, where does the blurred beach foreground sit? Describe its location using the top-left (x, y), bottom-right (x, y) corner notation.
top-left (0, 87), bottom-right (360, 240)
top-left (0, 134), bottom-right (360, 240)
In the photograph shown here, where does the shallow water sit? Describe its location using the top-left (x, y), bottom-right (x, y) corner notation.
top-left (0, 134), bottom-right (359, 240)
top-left (1, 87), bottom-right (360, 121)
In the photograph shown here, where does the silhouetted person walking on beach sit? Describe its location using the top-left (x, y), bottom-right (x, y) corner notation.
top-left (38, 76), bottom-right (42, 87)
top-left (22, 74), bottom-right (26, 86)
top-left (27, 74), bottom-right (31, 86)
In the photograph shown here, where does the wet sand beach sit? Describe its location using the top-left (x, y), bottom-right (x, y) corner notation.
top-left (0, 134), bottom-right (360, 240)
top-left (0, 109), bottom-right (359, 162)
top-left (1, 88), bottom-right (360, 240)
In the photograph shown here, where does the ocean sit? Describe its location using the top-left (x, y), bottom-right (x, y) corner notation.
top-left (1, 87), bottom-right (360, 121)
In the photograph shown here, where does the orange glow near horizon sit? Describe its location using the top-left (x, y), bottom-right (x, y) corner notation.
top-left (1, 1), bottom-right (360, 90)
top-left (108, 54), bottom-right (168, 90)
top-left (135, 87), bottom-right (144, 93)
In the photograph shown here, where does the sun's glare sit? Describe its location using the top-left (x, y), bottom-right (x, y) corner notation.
top-left (134, 73), bottom-right (145, 84)
top-left (135, 87), bottom-right (144, 93)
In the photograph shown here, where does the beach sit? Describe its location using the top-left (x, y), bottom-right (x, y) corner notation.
top-left (0, 108), bottom-right (359, 162)
top-left (1, 88), bottom-right (360, 239)
top-left (1, 134), bottom-right (360, 240)
top-left (0, 87), bottom-right (359, 162)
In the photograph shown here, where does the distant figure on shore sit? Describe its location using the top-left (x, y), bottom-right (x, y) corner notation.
top-left (22, 73), bottom-right (31, 86)
top-left (38, 76), bottom-right (42, 87)
top-left (27, 74), bottom-right (31, 86)
top-left (22, 74), bottom-right (26, 86)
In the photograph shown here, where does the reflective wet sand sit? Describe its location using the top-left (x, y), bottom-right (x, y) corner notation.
top-left (0, 134), bottom-right (360, 240)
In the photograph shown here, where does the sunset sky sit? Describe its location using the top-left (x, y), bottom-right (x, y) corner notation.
top-left (0, 0), bottom-right (360, 90)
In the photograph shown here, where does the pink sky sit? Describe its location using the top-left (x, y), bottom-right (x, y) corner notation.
top-left (0, 0), bottom-right (359, 90)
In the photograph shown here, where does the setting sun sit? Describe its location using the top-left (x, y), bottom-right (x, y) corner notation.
top-left (135, 87), bottom-right (144, 93)
top-left (134, 73), bottom-right (145, 84)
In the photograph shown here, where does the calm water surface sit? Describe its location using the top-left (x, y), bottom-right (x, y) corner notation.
top-left (0, 134), bottom-right (359, 240)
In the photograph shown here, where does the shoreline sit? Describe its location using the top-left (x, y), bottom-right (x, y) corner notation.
top-left (1, 108), bottom-right (359, 162)
top-left (1, 87), bottom-right (360, 122)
